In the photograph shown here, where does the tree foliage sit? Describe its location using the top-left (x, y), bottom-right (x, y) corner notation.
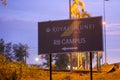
top-left (0, 38), bottom-right (5, 54)
top-left (42, 54), bottom-right (50, 68)
top-left (13, 43), bottom-right (29, 63)
top-left (4, 42), bottom-right (13, 61)
top-left (0, 38), bottom-right (29, 63)
top-left (55, 53), bottom-right (69, 70)
top-left (41, 53), bottom-right (69, 69)
top-left (0, 54), bottom-right (6, 65)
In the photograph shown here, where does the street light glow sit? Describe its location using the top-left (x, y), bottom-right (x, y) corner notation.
top-left (103, 21), bottom-right (106, 25)
top-left (35, 57), bottom-right (39, 62)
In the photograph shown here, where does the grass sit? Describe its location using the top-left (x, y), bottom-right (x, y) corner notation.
top-left (0, 57), bottom-right (120, 80)
top-left (1, 65), bottom-right (120, 80)
top-left (52, 71), bottom-right (120, 80)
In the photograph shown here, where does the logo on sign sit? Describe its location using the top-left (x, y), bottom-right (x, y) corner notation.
top-left (46, 28), bottom-right (51, 32)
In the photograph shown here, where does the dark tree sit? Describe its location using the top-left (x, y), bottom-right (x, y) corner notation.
top-left (13, 43), bottom-right (29, 63)
top-left (55, 53), bottom-right (69, 70)
top-left (0, 38), bottom-right (5, 54)
top-left (42, 54), bottom-right (50, 68)
top-left (4, 42), bottom-right (13, 61)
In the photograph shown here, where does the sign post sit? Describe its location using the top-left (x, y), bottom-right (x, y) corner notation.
top-left (90, 52), bottom-right (93, 80)
top-left (38, 16), bottom-right (103, 80)
top-left (49, 54), bottom-right (52, 80)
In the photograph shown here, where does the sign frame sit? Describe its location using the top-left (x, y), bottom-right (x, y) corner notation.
top-left (38, 16), bottom-right (103, 54)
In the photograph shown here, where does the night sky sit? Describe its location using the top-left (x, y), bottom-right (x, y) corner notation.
top-left (0, 0), bottom-right (120, 64)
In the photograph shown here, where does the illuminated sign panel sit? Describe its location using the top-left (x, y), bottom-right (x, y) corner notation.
top-left (38, 16), bottom-right (103, 54)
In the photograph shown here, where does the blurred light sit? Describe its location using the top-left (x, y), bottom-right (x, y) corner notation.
top-left (35, 57), bottom-right (39, 62)
top-left (67, 65), bottom-right (70, 69)
top-left (102, 21), bottom-right (106, 25)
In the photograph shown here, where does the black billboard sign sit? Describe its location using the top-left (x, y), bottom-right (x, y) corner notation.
top-left (38, 16), bottom-right (103, 54)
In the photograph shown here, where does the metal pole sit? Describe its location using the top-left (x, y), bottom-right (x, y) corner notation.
top-left (78, 53), bottom-right (80, 69)
top-left (70, 53), bottom-right (73, 73)
top-left (103, 0), bottom-right (107, 64)
top-left (69, 0), bottom-right (73, 73)
top-left (69, 0), bottom-right (71, 19)
top-left (50, 54), bottom-right (52, 80)
top-left (90, 52), bottom-right (93, 80)
top-left (25, 48), bottom-right (27, 64)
